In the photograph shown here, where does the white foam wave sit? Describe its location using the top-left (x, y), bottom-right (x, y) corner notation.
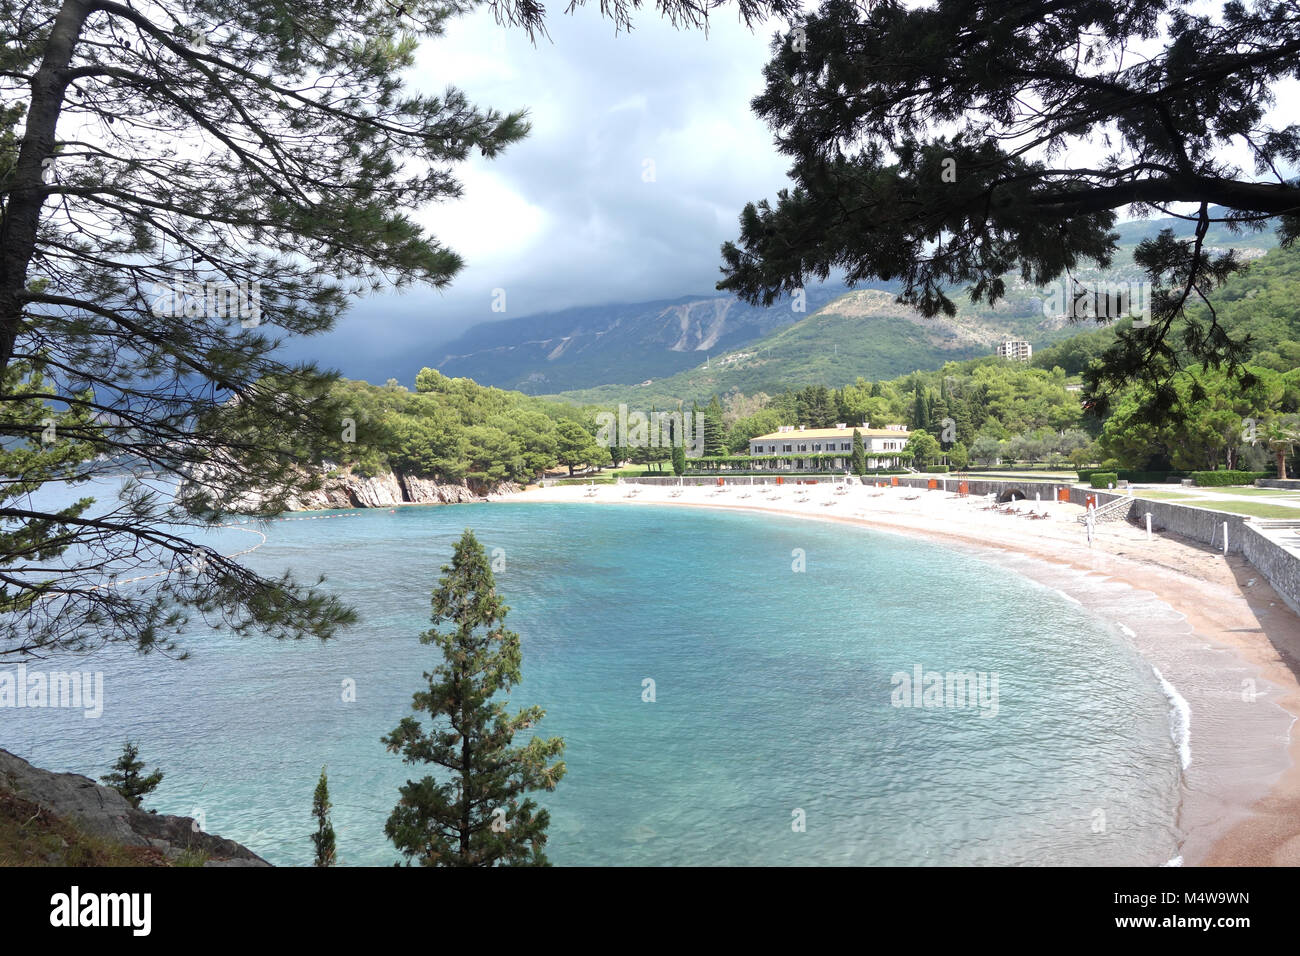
top-left (1151, 665), bottom-right (1192, 770)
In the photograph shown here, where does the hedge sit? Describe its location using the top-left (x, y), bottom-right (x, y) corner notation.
top-left (1190, 470), bottom-right (1270, 487)
top-left (681, 468), bottom-right (910, 477)
top-left (1089, 472), bottom-right (1118, 489)
top-left (1077, 469), bottom-right (1187, 484)
top-left (924, 465), bottom-right (950, 473)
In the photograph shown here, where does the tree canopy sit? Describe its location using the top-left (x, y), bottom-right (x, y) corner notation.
top-left (719, 0), bottom-right (1300, 421)
top-left (1, 1), bottom-right (536, 655)
top-left (383, 529), bottom-right (565, 866)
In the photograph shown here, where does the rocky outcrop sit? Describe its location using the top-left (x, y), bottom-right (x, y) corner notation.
top-left (0, 749), bottom-right (269, 866)
top-left (188, 464), bottom-right (522, 513)
top-left (343, 471), bottom-right (405, 508)
top-left (299, 470), bottom-right (520, 510)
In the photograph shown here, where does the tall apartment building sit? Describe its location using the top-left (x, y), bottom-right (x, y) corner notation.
top-left (996, 340), bottom-right (1032, 361)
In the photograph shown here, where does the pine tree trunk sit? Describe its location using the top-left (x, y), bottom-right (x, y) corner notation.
top-left (460, 677), bottom-right (471, 863)
top-left (0, 0), bottom-right (91, 374)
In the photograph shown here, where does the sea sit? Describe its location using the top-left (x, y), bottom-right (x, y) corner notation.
top-left (3, 481), bottom-right (1184, 865)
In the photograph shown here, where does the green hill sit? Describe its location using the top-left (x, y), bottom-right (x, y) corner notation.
top-left (550, 216), bottom-right (1286, 407)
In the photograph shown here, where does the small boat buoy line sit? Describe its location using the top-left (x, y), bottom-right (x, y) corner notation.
top-left (225, 512), bottom-right (365, 523)
top-left (89, 522), bottom-right (270, 591)
top-left (57, 510), bottom-right (368, 597)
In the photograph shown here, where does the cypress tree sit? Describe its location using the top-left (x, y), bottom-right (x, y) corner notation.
top-left (383, 530), bottom-right (565, 866)
top-left (911, 389), bottom-right (926, 431)
top-left (312, 767), bottom-right (337, 867)
top-left (852, 429), bottom-right (867, 475)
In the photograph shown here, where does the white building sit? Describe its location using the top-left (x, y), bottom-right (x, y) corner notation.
top-left (996, 340), bottom-right (1033, 361)
top-left (748, 424), bottom-right (910, 470)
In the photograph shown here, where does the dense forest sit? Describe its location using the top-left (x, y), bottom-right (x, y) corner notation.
top-left (317, 369), bottom-right (608, 484)
top-left (322, 349), bottom-right (1299, 481)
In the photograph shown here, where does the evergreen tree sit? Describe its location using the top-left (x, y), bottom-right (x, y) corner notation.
top-left (911, 389), bottom-right (927, 431)
top-left (312, 767), bottom-right (337, 867)
top-left (101, 741), bottom-right (164, 811)
top-left (555, 421), bottom-right (599, 476)
top-left (719, 0), bottom-right (1300, 422)
top-left (851, 429), bottom-right (867, 476)
top-left (952, 399), bottom-right (976, 446)
top-left (931, 396), bottom-right (951, 442)
top-left (645, 406), bottom-right (673, 472)
top-left (667, 411), bottom-right (688, 476)
top-left (702, 396), bottom-right (728, 457)
top-left (383, 530), bottom-right (565, 867)
top-left (2, 1), bottom-right (562, 655)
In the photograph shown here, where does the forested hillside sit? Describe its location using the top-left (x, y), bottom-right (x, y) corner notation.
top-left (317, 370), bottom-right (607, 484)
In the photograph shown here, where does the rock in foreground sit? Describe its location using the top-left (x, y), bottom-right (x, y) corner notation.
top-left (0, 749), bottom-right (270, 867)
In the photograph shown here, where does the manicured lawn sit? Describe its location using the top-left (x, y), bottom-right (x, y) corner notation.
top-left (1194, 486), bottom-right (1300, 498)
top-left (608, 466), bottom-right (673, 477)
top-left (1183, 500), bottom-right (1300, 519)
top-left (1131, 491), bottom-right (1196, 500)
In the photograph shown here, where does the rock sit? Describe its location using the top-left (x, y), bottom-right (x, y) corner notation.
top-left (182, 464), bottom-right (522, 513)
top-left (343, 470), bottom-right (404, 508)
top-left (0, 749), bottom-right (270, 866)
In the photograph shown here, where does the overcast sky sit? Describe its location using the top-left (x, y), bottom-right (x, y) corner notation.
top-left (288, 7), bottom-right (797, 383)
top-left (287, 5), bottom-right (1298, 385)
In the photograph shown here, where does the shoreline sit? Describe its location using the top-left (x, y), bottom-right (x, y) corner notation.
top-left (501, 479), bottom-right (1300, 866)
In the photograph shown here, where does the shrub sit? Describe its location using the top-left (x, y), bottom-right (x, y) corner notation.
top-left (1089, 472), bottom-right (1118, 489)
top-left (1078, 469), bottom-right (1187, 484)
top-left (924, 465), bottom-right (950, 473)
top-left (1190, 470), bottom-right (1270, 487)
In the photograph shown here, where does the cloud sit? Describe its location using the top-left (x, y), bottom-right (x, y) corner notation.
top-left (290, 7), bottom-right (1300, 385)
top-left (287, 7), bottom-right (797, 382)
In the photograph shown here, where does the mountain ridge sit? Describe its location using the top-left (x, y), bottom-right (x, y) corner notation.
top-left (431, 209), bottom-right (1278, 397)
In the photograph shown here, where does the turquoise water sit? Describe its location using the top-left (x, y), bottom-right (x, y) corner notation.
top-left (3, 496), bottom-right (1183, 865)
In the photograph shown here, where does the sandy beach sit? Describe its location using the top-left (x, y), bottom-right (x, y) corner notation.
top-left (504, 478), bottom-right (1300, 866)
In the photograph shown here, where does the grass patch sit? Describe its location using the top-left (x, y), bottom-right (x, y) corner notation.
top-left (1183, 500), bottom-right (1300, 519)
top-left (1193, 486), bottom-right (1300, 498)
top-left (0, 788), bottom-right (169, 867)
top-left (1132, 491), bottom-right (1196, 500)
top-left (174, 847), bottom-right (210, 867)
top-left (607, 467), bottom-right (673, 477)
